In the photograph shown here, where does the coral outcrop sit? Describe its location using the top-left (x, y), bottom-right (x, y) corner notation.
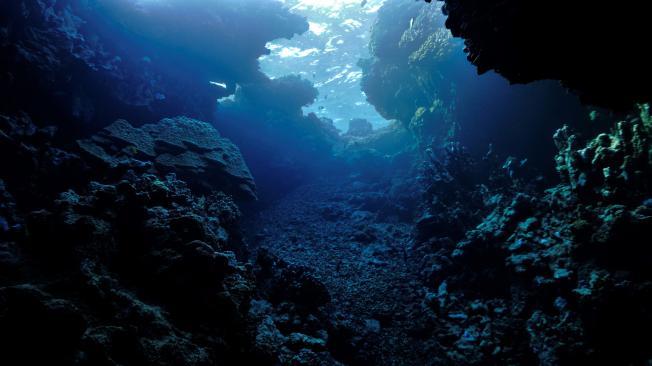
top-left (360, 0), bottom-right (458, 146)
top-left (362, 0), bottom-right (590, 171)
top-left (78, 117), bottom-right (257, 200)
top-left (553, 106), bottom-right (652, 203)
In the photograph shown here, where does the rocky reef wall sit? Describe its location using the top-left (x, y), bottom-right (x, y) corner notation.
top-left (0, 108), bottom-right (358, 366)
top-left (413, 107), bottom-right (652, 364)
top-left (1, 0), bottom-right (349, 203)
top-left (360, 1), bottom-right (459, 148)
top-left (362, 0), bottom-right (592, 171)
top-left (355, 1), bottom-right (652, 364)
top-left (0, 2), bottom-right (358, 364)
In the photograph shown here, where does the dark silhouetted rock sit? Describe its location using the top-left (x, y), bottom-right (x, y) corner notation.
top-left (0, 284), bottom-right (86, 364)
top-left (436, 0), bottom-right (652, 109)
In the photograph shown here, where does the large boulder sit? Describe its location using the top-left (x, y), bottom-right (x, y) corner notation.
top-left (78, 117), bottom-right (257, 200)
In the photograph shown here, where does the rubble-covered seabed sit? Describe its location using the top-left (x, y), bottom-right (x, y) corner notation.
top-left (1, 1), bottom-right (652, 365)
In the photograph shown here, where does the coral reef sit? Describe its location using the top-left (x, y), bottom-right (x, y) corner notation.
top-left (2, 1), bottom-right (652, 365)
top-left (554, 106), bottom-right (652, 203)
top-left (0, 113), bottom-right (346, 365)
top-left (412, 108), bottom-right (652, 365)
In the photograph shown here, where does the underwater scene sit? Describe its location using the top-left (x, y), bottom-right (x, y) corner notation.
top-left (1, 0), bottom-right (652, 365)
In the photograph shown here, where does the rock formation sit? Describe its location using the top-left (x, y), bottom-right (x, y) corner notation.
top-left (78, 117), bottom-right (257, 200)
top-left (413, 107), bottom-right (652, 364)
top-left (0, 0), bottom-right (308, 129)
top-left (435, 0), bottom-right (652, 109)
top-left (0, 113), bottom-right (348, 365)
